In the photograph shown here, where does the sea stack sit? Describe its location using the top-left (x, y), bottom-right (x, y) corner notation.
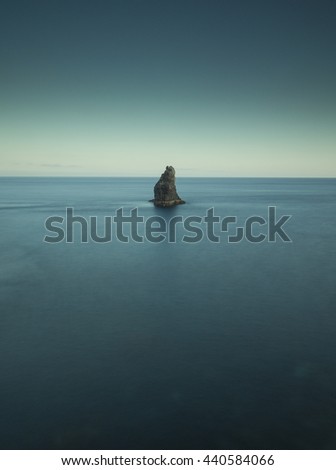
top-left (151, 166), bottom-right (185, 207)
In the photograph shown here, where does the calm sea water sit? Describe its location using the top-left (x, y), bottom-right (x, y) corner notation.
top-left (0, 177), bottom-right (335, 449)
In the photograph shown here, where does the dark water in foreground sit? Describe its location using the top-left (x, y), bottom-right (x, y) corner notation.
top-left (0, 177), bottom-right (336, 450)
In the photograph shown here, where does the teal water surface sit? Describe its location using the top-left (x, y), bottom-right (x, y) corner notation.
top-left (0, 177), bottom-right (335, 449)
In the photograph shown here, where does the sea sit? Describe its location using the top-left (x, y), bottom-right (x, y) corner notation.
top-left (0, 177), bottom-right (335, 450)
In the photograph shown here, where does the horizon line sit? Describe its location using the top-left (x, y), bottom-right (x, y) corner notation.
top-left (0, 175), bottom-right (336, 179)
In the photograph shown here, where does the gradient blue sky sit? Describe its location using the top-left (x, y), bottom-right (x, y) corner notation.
top-left (1, 0), bottom-right (335, 176)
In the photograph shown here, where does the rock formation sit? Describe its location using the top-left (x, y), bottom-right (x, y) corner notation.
top-left (150, 166), bottom-right (185, 207)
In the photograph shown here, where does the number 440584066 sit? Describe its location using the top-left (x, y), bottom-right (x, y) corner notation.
top-left (203, 455), bottom-right (275, 466)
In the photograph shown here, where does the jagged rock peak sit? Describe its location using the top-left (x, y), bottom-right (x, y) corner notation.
top-left (151, 165), bottom-right (185, 207)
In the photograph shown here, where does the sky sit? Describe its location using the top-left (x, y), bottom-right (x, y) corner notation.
top-left (0, 0), bottom-right (335, 177)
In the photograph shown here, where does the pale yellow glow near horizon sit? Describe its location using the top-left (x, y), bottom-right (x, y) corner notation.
top-left (1, 103), bottom-right (335, 177)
